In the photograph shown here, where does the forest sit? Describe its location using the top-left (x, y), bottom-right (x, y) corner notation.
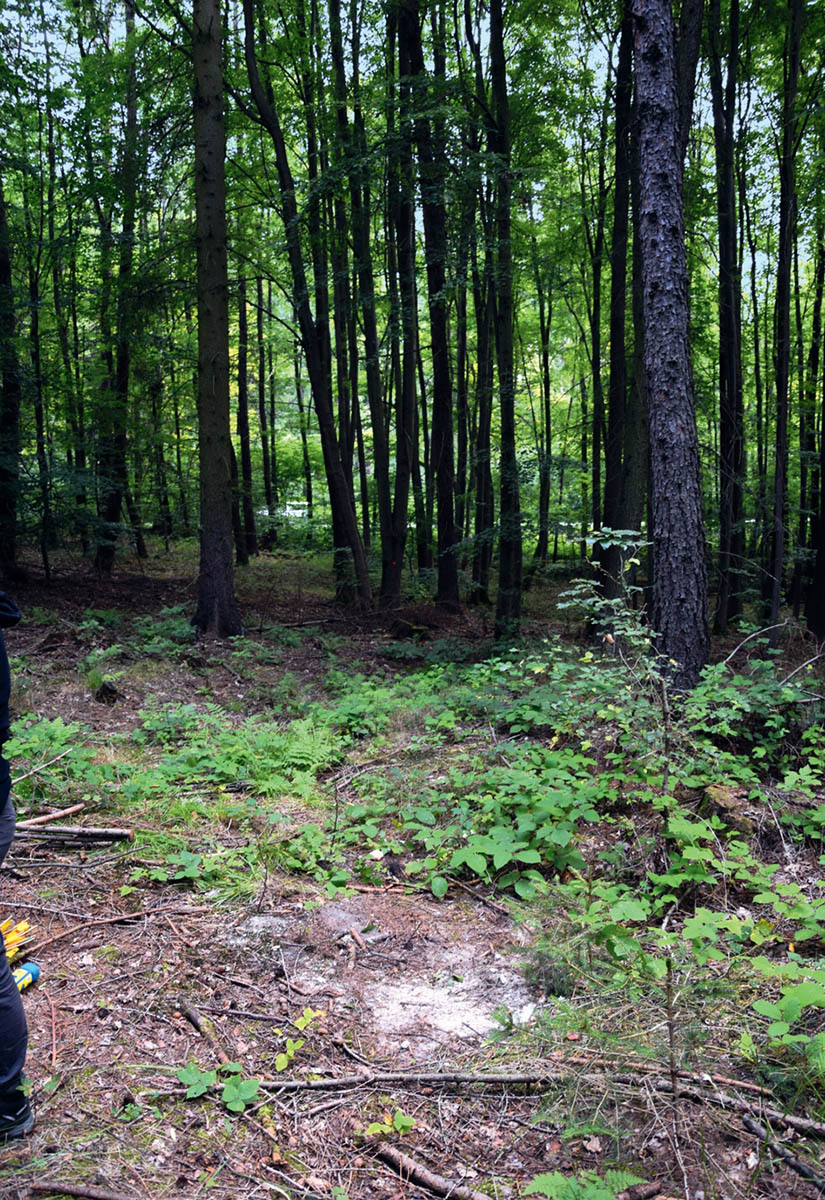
top-left (2, 0), bottom-right (825, 1197)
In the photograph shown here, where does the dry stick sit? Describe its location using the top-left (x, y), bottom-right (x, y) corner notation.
top-left (27, 1183), bottom-right (140, 1200)
top-left (198, 1005), bottom-right (285, 1024)
top-left (742, 1114), bottom-right (825, 1193)
top-left (258, 1069), bottom-right (566, 1093)
top-left (369, 1142), bottom-right (489, 1200)
top-left (17, 804), bottom-right (86, 828)
top-left (26, 904), bottom-right (207, 958)
top-left (11, 747), bottom-right (75, 786)
top-left (614, 1075), bottom-right (825, 1140)
top-left (178, 1000), bottom-right (231, 1065)
top-left (451, 877), bottom-right (510, 916)
top-left (348, 926), bottom-right (367, 951)
top-left (43, 990), bottom-right (58, 1068)
top-left (558, 1052), bottom-right (773, 1097)
top-left (13, 825), bottom-right (133, 842)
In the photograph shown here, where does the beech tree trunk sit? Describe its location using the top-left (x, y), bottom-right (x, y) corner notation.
top-left (631, 0), bottom-right (709, 687)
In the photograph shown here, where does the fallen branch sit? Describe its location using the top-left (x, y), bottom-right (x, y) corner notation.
top-left (258, 1068), bottom-right (565, 1093)
top-left (17, 804), bottom-right (86, 828)
top-left (43, 990), bottom-right (58, 1068)
top-left (178, 1000), bottom-right (231, 1065)
top-left (369, 1141), bottom-right (489, 1200)
top-left (742, 1114), bottom-right (825, 1193)
top-left (27, 905), bottom-right (207, 958)
top-left (27, 1182), bottom-right (140, 1200)
top-left (14, 824), bottom-right (133, 842)
top-left (614, 1075), bottom-right (825, 1140)
top-left (560, 1052), bottom-right (773, 1097)
top-left (11, 747), bottom-right (75, 786)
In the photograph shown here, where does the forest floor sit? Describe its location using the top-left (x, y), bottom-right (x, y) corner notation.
top-left (0, 546), bottom-right (824, 1200)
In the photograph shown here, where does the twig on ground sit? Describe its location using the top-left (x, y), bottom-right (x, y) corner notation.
top-left (11, 747), bottom-right (75, 786)
top-left (348, 926), bottom-right (367, 951)
top-left (27, 1183), bottom-right (140, 1200)
top-left (560, 1052), bottom-right (773, 1096)
top-left (17, 804), bottom-right (86, 828)
top-left (177, 1000), bottom-right (231, 1065)
top-left (743, 1114), bottom-right (825, 1193)
top-left (451, 878), bottom-right (510, 916)
top-left (367, 1140), bottom-right (489, 1200)
top-left (27, 904), bottom-right (207, 958)
top-left (615, 1075), bottom-right (825, 1140)
top-left (163, 911), bottom-right (196, 949)
top-left (43, 990), bottom-right (58, 1068)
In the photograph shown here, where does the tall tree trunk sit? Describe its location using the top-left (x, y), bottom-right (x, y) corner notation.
top-left (769, 0), bottom-right (803, 637)
top-left (256, 275), bottom-right (273, 512)
top-left (600, 9), bottom-right (633, 594)
top-left (490, 0), bottom-right (521, 638)
top-left (96, 0), bottom-right (139, 573)
top-left (401, 0), bottom-right (459, 610)
top-left (383, 3), bottom-right (417, 607)
top-left (471, 227), bottom-right (495, 603)
top-left (710, 0), bottom-right (744, 631)
top-left (631, 0), bottom-right (709, 687)
top-left (236, 275), bottom-right (258, 556)
top-left (243, 0), bottom-right (372, 608)
top-left (191, 0), bottom-right (242, 635)
top-left (0, 175), bottom-right (21, 581)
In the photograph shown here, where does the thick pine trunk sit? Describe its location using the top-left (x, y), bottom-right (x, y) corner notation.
top-left (631, 0), bottom-right (709, 687)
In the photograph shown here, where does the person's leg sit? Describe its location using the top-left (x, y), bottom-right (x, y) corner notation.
top-left (0, 760), bottom-right (31, 1139)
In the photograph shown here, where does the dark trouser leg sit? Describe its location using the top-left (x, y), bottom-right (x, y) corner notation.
top-left (0, 757), bottom-right (28, 1110)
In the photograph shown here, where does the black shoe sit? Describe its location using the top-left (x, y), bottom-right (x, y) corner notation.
top-left (0, 1099), bottom-right (33, 1143)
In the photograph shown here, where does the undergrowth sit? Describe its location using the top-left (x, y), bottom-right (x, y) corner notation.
top-left (8, 582), bottom-right (825, 1135)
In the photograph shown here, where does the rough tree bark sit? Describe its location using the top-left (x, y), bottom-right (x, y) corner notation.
top-left (631, 0), bottom-right (710, 687)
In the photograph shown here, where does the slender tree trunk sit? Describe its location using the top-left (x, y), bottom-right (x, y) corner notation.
top-left (243, 0), bottom-right (371, 608)
top-left (383, 4), bottom-right (416, 607)
top-left (709, 0), bottom-right (744, 632)
top-left (236, 275), bottom-right (258, 555)
top-left (490, 0), bottom-right (521, 638)
top-left (600, 9), bottom-right (632, 594)
top-left (401, 0), bottom-right (459, 610)
top-left (96, 0), bottom-right (140, 573)
top-left (769, 0), bottom-right (802, 638)
top-left (0, 174), bottom-right (21, 580)
top-left (256, 275), bottom-right (273, 512)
